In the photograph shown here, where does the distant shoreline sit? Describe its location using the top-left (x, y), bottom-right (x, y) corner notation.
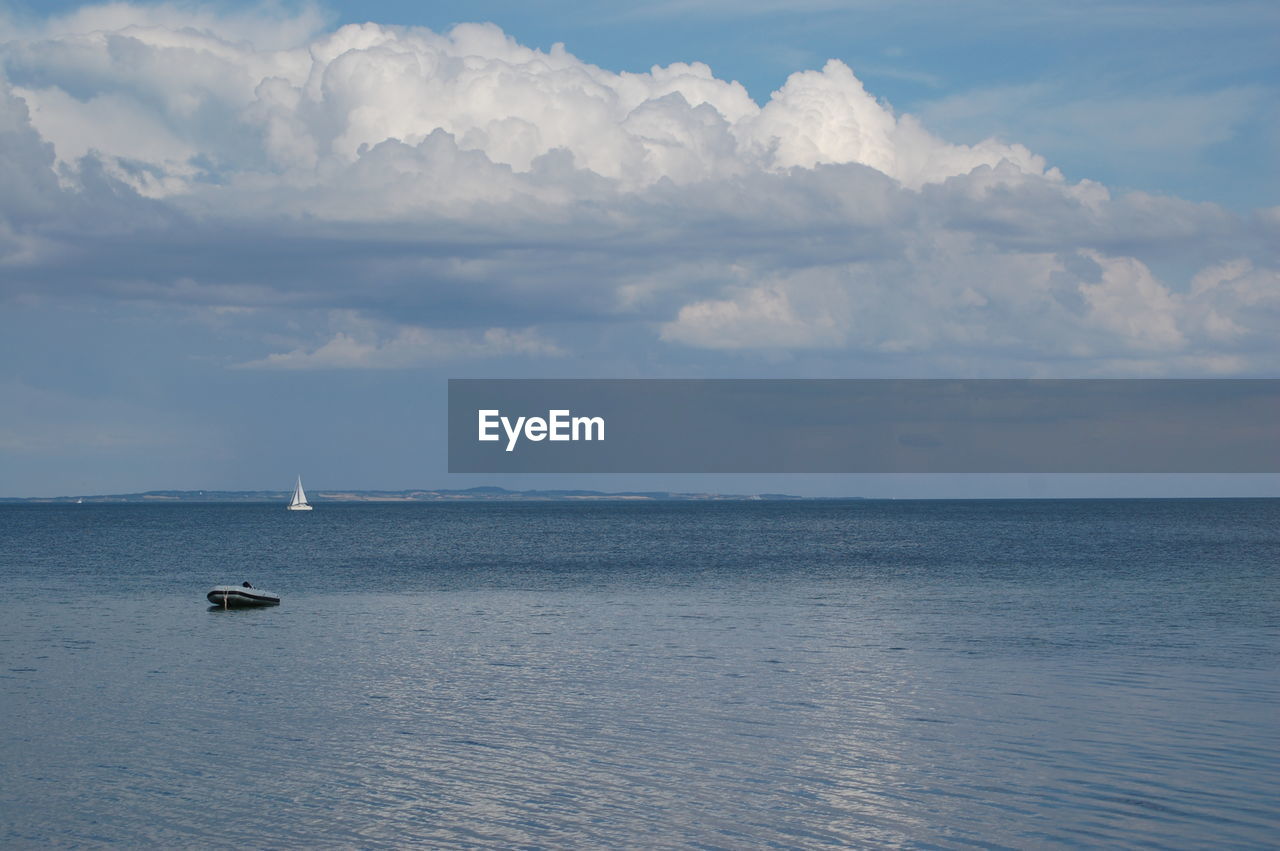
top-left (2, 489), bottom-right (1274, 504)
top-left (0, 487), bottom-right (815, 504)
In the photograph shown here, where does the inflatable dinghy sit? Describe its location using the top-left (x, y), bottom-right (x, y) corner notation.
top-left (207, 583), bottom-right (280, 608)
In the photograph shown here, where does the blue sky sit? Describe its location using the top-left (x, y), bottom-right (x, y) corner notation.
top-left (0, 0), bottom-right (1276, 497)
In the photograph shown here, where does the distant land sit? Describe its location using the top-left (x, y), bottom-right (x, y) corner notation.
top-left (2, 487), bottom-right (819, 504)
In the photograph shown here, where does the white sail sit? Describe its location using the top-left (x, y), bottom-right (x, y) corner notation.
top-left (287, 476), bottom-right (313, 510)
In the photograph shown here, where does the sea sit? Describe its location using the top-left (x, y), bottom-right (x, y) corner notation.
top-left (0, 499), bottom-right (1276, 848)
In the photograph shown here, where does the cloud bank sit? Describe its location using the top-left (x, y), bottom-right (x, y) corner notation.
top-left (0, 4), bottom-right (1276, 374)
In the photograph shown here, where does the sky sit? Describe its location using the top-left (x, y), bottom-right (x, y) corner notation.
top-left (0, 0), bottom-right (1276, 498)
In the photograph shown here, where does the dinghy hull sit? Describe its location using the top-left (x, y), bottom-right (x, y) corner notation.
top-left (207, 586), bottom-right (281, 607)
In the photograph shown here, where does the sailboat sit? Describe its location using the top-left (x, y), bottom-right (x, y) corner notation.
top-left (287, 476), bottom-right (313, 511)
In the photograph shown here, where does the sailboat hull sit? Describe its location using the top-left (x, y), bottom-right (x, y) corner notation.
top-left (286, 503), bottom-right (313, 511)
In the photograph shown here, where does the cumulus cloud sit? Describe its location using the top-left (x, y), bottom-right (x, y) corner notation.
top-left (2, 16), bottom-right (1044, 194)
top-left (0, 8), bottom-right (1276, 375)
top-left (660, 278), bottom-right (849, 350)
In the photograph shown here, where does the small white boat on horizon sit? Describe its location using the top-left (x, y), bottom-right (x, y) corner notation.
top-left (287, 476), bottom-right (313, 511)
top-left (207, 583), bottom-right (281, 608)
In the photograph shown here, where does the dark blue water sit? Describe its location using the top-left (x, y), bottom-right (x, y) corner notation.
top-left (1, 500), bottom-right (1277, 847)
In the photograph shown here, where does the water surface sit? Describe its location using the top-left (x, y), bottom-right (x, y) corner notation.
top-left (1, 500), bottom-right (1276, 847)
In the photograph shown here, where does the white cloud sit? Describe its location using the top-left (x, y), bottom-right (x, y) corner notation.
top-left (1186, 259), bottom-right (1280, 344)
top-left (2, 17), bottom-right (1046, 194)
top-left (1077, 251), bottom-right (1184, 351)
top-left (741, 59), bottom-right (1045, 188)
top-left (660, 280), bottom-right (848, 350)
top-left (238, 317), bottom-right (564, 369)
top-left (0, 9), bottom-right (1276, 375)
top-left (14, 84), bottom-right (199, 196)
